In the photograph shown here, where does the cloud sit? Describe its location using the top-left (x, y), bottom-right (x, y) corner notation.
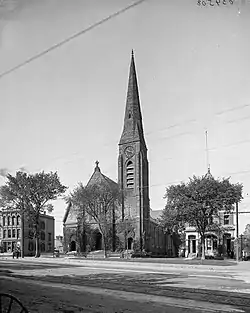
top-left (0, 168), bottom-right (9, 177)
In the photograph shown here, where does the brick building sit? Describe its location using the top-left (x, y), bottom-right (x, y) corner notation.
top-left (63, 51), bottom-right (175, 256)
top-left (0, 208), bottom-right (54, 256)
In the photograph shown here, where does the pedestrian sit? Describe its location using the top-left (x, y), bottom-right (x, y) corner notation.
top-left (16, 246), bottom-right (20, 259)
top-left (12, 247), bottom-right (16, 259)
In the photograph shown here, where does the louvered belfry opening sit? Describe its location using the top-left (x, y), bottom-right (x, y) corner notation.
top-left (126, 160), bottom-right (134, 188)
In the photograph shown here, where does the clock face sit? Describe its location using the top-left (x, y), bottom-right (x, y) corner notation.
top-left (124, 146), bottom-right (135, 158)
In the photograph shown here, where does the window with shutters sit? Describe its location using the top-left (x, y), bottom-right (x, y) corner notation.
top-left (126, 161), bottom-right (134, 188)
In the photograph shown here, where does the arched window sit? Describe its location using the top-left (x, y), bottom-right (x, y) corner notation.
top-left (12, 216), bottom-right (15, 226)
top-left (17, 216), bottom-right (20, 226)
top-left (3, 216), bottom-right (6, 226)
top-left (126, 161), bottom-right (134, 188)
top-left (12, 229), bottom-right (16, 238)
top-left (8, 229), bottom-right (11, 238)
top-left (7, 216), bottom-right (11, 226)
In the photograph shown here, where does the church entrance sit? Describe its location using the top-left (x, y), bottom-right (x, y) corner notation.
top-left (128, 237), bottom-right (133, 250)
top-left (70, 240), bottom-right (76, 251)
top-left (95, 232), bottom-right (102, 250)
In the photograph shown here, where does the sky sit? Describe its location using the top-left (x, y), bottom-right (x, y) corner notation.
top-left (1, 0), bottom-right (250, 236)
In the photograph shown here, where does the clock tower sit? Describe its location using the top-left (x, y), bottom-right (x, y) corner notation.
top-left (118, 51), bottom-right (150, 249)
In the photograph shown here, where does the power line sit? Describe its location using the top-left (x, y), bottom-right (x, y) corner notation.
top-left (0, 0), bottom-right (147, 79)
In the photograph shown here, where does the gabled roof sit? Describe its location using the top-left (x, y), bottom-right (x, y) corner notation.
top-left (87, 161), bottom-right (118, 189)
top-left (63, 161), bottom-right (118, 225)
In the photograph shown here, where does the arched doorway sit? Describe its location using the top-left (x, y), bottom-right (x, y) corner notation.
top-left (70, 240), bottom-right (76, 251)
top-left (128, 237), bottom-right (133, 250)
top-left (95, 232), bottom-right (102, 250)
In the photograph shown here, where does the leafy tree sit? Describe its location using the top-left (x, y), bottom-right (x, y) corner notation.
top-left (161, 174), bottom-right (243, 260)
top-left (67, 183), bottom-right (122, 258)
top-left (116, 216), bottom-right (136, 250)
top-left (0, 171), bottom-right (67, 257)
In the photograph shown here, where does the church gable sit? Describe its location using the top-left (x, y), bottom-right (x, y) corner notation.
top-left (63, 161), bottom-right (118, 226)
top-left (87, 161), bottom-right (118, 189)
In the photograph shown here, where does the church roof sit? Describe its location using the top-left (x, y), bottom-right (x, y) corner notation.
top-left (63, 161), bottom-right (118, 225)
top-left (87, 161), bottom-right (118, 189)
top-left (119, 50), bottom-right (146, 147)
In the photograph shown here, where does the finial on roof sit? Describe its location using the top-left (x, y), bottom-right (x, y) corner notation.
top-left (95, 160), bottom-right (100, 172)
top-left (131, 49), bottom-right (134, 57)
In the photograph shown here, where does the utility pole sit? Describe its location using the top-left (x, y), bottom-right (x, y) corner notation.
top-left (205, 130), bottom-right (211, 173)
top-left (240, 234), bottom-right (243, 260)
top-left (21, 211), bottom-right (24, 258)
top-left (235, 202), bottom-right (239, 262)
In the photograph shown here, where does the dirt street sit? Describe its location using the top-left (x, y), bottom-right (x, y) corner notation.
top-left (1, 259), bottom-right (250, 313)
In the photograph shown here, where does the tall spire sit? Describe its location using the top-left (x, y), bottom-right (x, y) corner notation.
top-left (119, 50), bottom-right (146, 146)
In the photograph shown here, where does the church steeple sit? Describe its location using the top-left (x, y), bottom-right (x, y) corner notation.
top-left (118, 51), bottom-right (150, 249)
top-left (119, 50), bottom-right (146, 147)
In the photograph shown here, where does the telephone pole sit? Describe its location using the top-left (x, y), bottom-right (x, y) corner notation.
top-left (235, 202), bottom-right (239, 262)
top-left (205, 130), bottom-right (211, 173)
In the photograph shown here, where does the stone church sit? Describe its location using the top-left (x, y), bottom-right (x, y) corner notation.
top-left (63, 51), bottom-right (175, 256)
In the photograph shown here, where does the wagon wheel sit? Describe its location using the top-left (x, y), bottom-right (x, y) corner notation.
top-left (0, 293), bottom-right (28, 313)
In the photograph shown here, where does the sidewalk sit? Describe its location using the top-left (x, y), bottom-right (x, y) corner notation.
top-left (2, 253), bottom-right (248, 274)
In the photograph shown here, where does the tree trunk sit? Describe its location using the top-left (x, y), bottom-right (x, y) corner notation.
top-left (102, 234), bottom-right (108, 258)
top-left (35, 236), bottom-right (40, 258)
top-left (201, 235), bottom-right (205, 260)
top-left (34, 217), bottom-right (40, 258)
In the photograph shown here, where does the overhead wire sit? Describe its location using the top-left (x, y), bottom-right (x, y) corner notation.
top-left (0, 0), bottom-right (147, 79)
